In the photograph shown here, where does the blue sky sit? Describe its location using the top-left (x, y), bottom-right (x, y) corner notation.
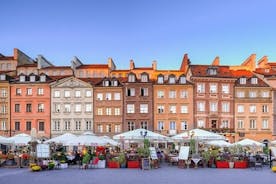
top-left (1, 0), bottom-right (276, 69)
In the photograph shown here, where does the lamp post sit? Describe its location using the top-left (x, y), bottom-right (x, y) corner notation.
top-left (140, 130), bottom-right (147, 148)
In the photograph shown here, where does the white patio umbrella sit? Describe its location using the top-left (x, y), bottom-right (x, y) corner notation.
top-left (100, 136), bottom-right (119, 146)
top-left (113, 128), bottom-right (170, 141)
top-left (0, 135), bottom-right (13, 144)
top-left (44, 133), bottom-right (77, 145)
top-left (206, 140), bottom-right (232, 147)
top-left (233, 138), bottom-right (264, 147)
top-left (65, 132), bottom-right (108, 146)
top-left (271, 140), bottom-right (276, 145)
top-left (7, 133), bottom-right (32, 145)
top-left (172, 128), bottom-right (225, 141)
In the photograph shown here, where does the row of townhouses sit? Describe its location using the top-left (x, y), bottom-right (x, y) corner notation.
top-left (0, 49), bottom-right (276, 143)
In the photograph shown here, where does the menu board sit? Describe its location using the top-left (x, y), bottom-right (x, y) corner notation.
top-left (178, 146), bottom-right (190, 160)
top-left (36, 144), bottom-right (50, 158)
top-left (149, 147), bottom-right (158, 160)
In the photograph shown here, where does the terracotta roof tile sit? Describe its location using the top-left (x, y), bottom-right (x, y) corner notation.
top-left (0, 56), bottom-right (14, 60)
top-left (76, 64), bottom-right (108, 69)
top-left (190, 65), bottom-right (233, 78)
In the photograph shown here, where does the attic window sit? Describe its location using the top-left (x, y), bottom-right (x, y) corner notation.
top-left (40, 75), bottom-right (46, 82)
top-left (30, 75), bottom-right (36, 82)
top-left (19, 75), bottom-right (25, 82)
top-left (128, 74), bottom-right (135, 82)
top-left (239, 78), bottom-right (246, 84)
top-left (0, 74), bottom-right (6, 81)
top-left (251, 78), bottom-right (258, 84)
top-left (179, 76), bottom-right (186, 84)
top-left (141, 74), bottom-right (148, 82)
top-left (168, 76), bottom-right (176, 84)
top-left (207, 68), bottom-right (217, 75)
top-left (103, 80), bottom-right (110, 86)
top-left (157, 76), bottom-right (164, 84)
top-left (112, 80), bottom-right (118, 86)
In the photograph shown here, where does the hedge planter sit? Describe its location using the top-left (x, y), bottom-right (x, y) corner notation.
top-left (108, 161), bottom-right (120, 168)
top-left (216, 161), bottom-right (229, 168)
top-left (234, 161), bottom-right (248, 168)
top-left (127, 161), bottom-right (140, 168)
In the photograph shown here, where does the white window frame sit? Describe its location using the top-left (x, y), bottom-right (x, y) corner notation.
top-left (127, 104), bottom-right (135, 113)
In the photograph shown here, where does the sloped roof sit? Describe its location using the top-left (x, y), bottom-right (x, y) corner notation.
top-left (190, 65), bottom-right (233, 78)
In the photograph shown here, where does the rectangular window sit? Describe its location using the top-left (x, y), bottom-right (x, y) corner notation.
top-left (262, 119), bottom-right (268, 129)
top-left (15, 121), bottom-right (20, 131)
top-left (197, 120), bottom-right (205, 128)
top-left (222, 84), bottom-right (229, 94)
top-left (114, 124), bottom-right (121, 133)
top-left (15, 104), bottom-right (20, 112)
top-left (38, 88), bottom-right (44, 95)
top-left (221, 120), bottom-right (229, 128)
top-left (249, 91), bottom-right (257, 98)
top-left (249, 119), bottom-right (256, 129)
top-left (54, 120), bottom-right (60, 131)
top-left (64, 90), bottom-right (70, 98)
top-left (54, 90), bottom-right (60, 98)
top-left (97, 108), bottom-right (103, 115)
top-left (222, 102), bottom-right (230, 112)
top-left (106, 93), bottom-right (112, 100)
top-left (262, 105), bottom-right (269, 113)
top-left (237, 91), bottom-right (245, 98)
top-left (106, 108), bottom-right (112, 115)
top-left (157, 90), bottom-right (164, 98)
top-left (65, 121), bottom-right (71, 130)
top-left (16, 88), bottom-right (22, 96)
top-left (237, 120), bottom-right (244, 129)
top-left (1, 89), bottom-right (7, 97)
top-left (26, 121), bottom-right (32, 131)
top-left (127, 88), bottom-right (135, 96)
top-left (237, 105), bottom-right (244, 113)
top-left (249, 105), bottom-right (256, 113)
top-left (39, 122), bottom-right (45, 131)
top-left (54, 104), bottom-right (61, 113)
top-left (209, 84), bottom-right (217, 93)
top-left (169, 105), bottom-right (176, 113)
top-left (86, 90), bottom-right (92, 97)
top-left (26, 88), bottom-right (32, 95)
top-left (26, 104), bottom-right (32, 112)
top-left (85, 104), bottom-right (92, 112)
top-left (75, 121), bottom-right (81, 130)
top-left (141, 88), bottom-right (148, 96)
top-left (180, 90), bottom-right (188, 98)
top-left (169, 121), bottom-right (176, 130)
top-left (1, 121), bottom-right (6, 131)
top-left (169, 90), bottom-right (176, 98)
top-left (157, 105), bottom-right (164, 114)
top-left (114, 93), bottom-right (121, 100)
top-left (38, 103), bottom-right (44, 112)
top-left (210, 102), bottom-right (218, 112)
top-left (262, 91), bottom-right (269, 98)
top-left (114, 108), bottom-right (120, 115)
top-left (197, 102), bottom-right (205, 112)
top-left (158, 121), bottom-right (164, 131)
top-left (64, 104), bottom-right (71, 113)
top-left (97, 93), bottom-right (103, 100)
top-left (86, 121), bottom-right (92, 130)
top-left (128, 121), bottom-right (135, 131)
top-left (240, 78), bottom-right (246, 84)
top-left (140, 104), bottom-right (148, 113)
top-left (127, 104), bottom-right (135, 113)
top-left (181, 121), bottom-right (188, 130)
top-left (197, 83), bottom-right (205, 93)
top-left (75, 90), bottom-right (81, 97)
top-left (75, 104), bottom-right (81, 112)
top-left (180, 105), bottom-right (188, 113)
top-left (140, 121), bottom-right (147, 129)
top-left (97, 124), bottom-right (103, 133)
top-left (106, 124), bottom-right (112, 133)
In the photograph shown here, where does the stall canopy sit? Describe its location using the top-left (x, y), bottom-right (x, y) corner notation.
top-left (44, 133), bottom-right (77, 145)
top-left (172, 128), bottom-right (225, 141)
top-left (233, 138), bottom-right (264, 147)
top-left (65, 132), bottom-right (108, 146)
top-left (206, 140), bottom-right (232, 147)
top-left (113, 128), bottom-right (170, 141)
top-left (100, 136), bottom-right (119, 146)
top-left (0, 135), bottom-right (13, 144)
top-left (7, 133), bottom-right (33, 145)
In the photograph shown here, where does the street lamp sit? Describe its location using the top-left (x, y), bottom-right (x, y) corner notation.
top-left (140, 130), bottom-right (147, 148)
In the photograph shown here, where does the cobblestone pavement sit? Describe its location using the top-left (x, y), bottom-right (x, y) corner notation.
top-left (0, 164), bottom-right (275, 184)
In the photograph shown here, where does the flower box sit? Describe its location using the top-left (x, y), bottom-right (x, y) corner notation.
top-left (127, 161), bottom-right (140, 168)
top-left (234, 161), bottom-right (248, 168)
top-left (108, 161), bottom-right (120, 168)
top-left (216, 161), bottom-right (229, 168)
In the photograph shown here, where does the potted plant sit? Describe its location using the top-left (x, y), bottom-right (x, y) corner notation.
top-left (118, 153), bottom-right (126, 168)
top-left (97, 154), bottom-right (106, 168)
top-left (82, 153), bottom-right (91, 169)
top-left (107, 157), bottom-right (120, 168)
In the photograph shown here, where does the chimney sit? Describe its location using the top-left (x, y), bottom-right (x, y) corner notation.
top-left (152, 60), bottom-right (157, 70)
top-left (212, 56), bottom-right (220, 66)
top-left (130, 59), bottom-right (135, 70)
top-left (180, 53), bottom-right (190, 73)
top-left (241, 54), bottom-right (256, 71)
top-left (257, 56), bottom-right (268, 68)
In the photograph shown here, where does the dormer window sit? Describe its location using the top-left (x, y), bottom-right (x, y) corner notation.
top-left (141, 73), bottom-right (148, 82)
top-left (103, 80), bottom-right (110, 86)
top-left (128, 74), bottom-right (135, 82)
top-left (30, 75), bottom-right (36, 82)
top-left (157, 75), bottom-right (164, 84)
top-left (239, 78), bottom-right (246, 84)
top-left (168, 75), bottom-right (176, 84)
top-left (40, 75), bottom-right (46, 82)
top-left (251, 77), bottom-right (258, 84)
top-left (112, 80), bottom-right (118, 86)
top-left (208, 68), bottom-right (217, 75)
top-left (0, 74), bottom-right (6, 81)
top-left (265, 69), bottom-right (270, 73)
top-left (179, 76), bottom-right (186, 84)
top-left (19, 75), bottom-right (26, 82)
